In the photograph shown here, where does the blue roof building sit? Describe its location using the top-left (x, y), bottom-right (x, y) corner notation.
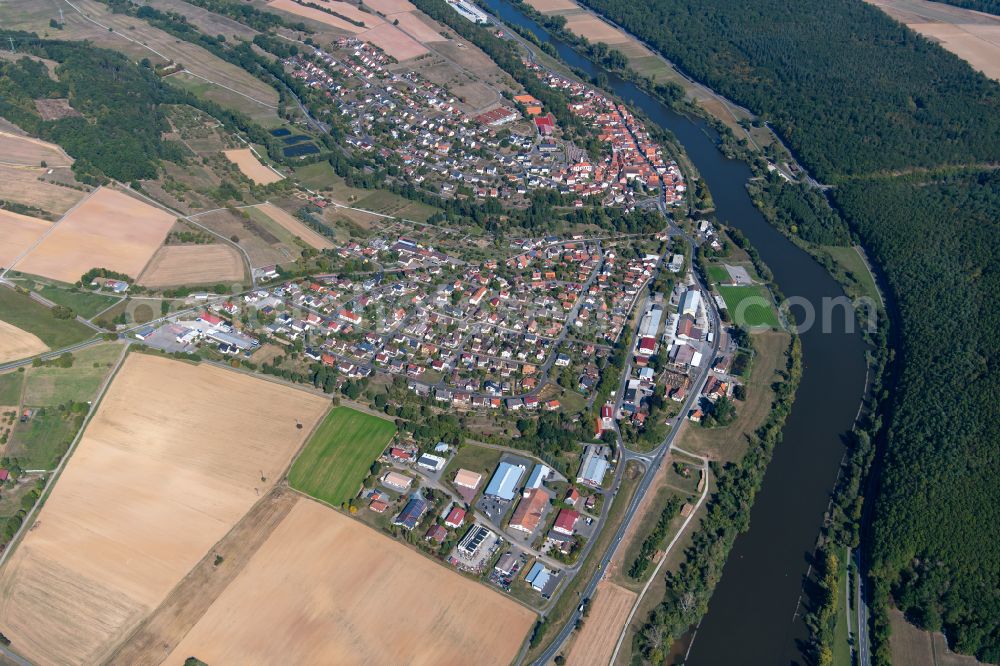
top-left (525, 562), bottom-right (551, 591)
top-left (484, 462), bottom-right (525, 501)
top-left (525, 463), bottom-right (551, 491)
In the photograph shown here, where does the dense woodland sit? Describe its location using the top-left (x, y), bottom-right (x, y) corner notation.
top-left (574, 0), bottom-right (1000, 660)
top-left (580, 0), bottom-right (1000, 182)
top-left (835, 172), bottom-right (1000, 662)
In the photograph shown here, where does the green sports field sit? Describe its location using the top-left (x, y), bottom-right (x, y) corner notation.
top-left (289, 406), bottom-right (396, 507)
top-left (718, 285), bottom-right (780, 328)
top-left (706, 265), bottom-right (730, 284)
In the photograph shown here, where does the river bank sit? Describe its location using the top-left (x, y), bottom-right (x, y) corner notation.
top-left (475, 0), bottom-right (871, 662)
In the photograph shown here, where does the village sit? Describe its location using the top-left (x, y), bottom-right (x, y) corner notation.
top-left (284, 38), bottom-right (685, 208)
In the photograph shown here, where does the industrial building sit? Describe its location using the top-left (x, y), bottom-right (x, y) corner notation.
top-left (484, 461), bottom-right (526, 501)
top-left (509, 488), bottom-right (549, 533)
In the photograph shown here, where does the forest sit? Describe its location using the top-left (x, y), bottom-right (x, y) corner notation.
top-left (572, 0), bottom-right (1000, 660)
top-left (0, 40), bottom-right (171, 182)
top-left (834, 171), bottom-right (1000, 662)
top-left (933, 0), bottom-right (999, 13)
top-left (578, 0), bottom-right (1000, 182)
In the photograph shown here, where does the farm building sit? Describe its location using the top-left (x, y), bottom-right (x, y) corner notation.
top-left (524, 463), bottom-right (551, 492)
top-left (553, 509), bottom-right (580, 536)
top-left (382, 471), bottom-right (413, 491)
top-left (484, 462), bottom-right (526, 501)
top-left (509, 488), bottom-right (549, 533)
top-left (393, 495), bottom-right (427, 530)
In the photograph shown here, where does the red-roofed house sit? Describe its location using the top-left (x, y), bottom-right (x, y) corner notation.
top-left (445, 506), bottom-right (466, 528)
top-left (198, 312), bottom-right (223, 327)
top-left (553, 509), bottom-right (580, 536)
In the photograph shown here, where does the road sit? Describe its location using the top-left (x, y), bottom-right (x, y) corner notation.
top-left (530, 255), bottom-right (722, 665)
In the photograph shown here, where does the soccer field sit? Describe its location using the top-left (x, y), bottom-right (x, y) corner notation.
top-left (717, 285), bottom-right (780, 328)
top-left (289, 406), bottom-right (397, 506)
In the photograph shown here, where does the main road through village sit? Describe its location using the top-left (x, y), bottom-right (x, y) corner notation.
top-left (479, 1), bottom-right (871, 664)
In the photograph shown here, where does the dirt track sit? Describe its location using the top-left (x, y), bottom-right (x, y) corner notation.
top-left (164, 497), bottom-right (536, 665)
top-left (107, 487), bottom-right (300, 666)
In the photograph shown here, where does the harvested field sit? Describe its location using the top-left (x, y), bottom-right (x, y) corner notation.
top-left (0, 209), bottom-right (51, 269)
top-left (254, 202), bottom-right (334, 250)
top-left (0, 320), bottom-right (48, 364)
top-left (867, 0), bottom-right (1000, 81)
top-left (361, 22), bottom-right (429, 59)
top-left (14, 188), bottom-right (175, 283)
top-left (223, 148), bottom-right (284, 185)
top-left (138, 244), bottom-right (246, 288)
top-left (0, 354), bottom-right (329, 666)
top-left (391, 11), bottom-right (448, 43)
top-left (106, 487), bottom-right (299, 666)
top-left (193, 208), bottom-right (295, 268)
top-left (888, 607), bottom-right (986, 666)
top-left (525, 0), bottom-right (580, 11)
top-left (0, 131), bottom-right (73, 168)
top-left (564, 14), bottom-right (630, 44)
top-left (267, 0), bottom-right (372, 32)
top-left (165, 497), bottom-right (535, 665)
top-left (566, 581), bottom-right (636, 666)
top-left (364, 0), bottom-right (417, 13)
top-left (0, 163), bottom-right (87, 217)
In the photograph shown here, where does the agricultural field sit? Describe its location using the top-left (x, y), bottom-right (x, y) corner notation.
top-left (138, 244), bottom-right (247, 288)
top-left (254, 202), bottom-right (334, 250)
top-left (0, 287), bottom-right (93, 350)
top-left (164, 497), bottom-right (535, 665)
top-left (0, 163), bottom-right (89, 218)
top-left (12, 188), bottom-right (175, 284)
top-left (20, 343), bottom-right (124, 407)
top-left (0, 131), bottom-right (73, 168)
top-left (288, 406), bottom-right (396, 507)
top-left (717, 285), bottom-right (780, 328)
top-left (194, 207), bottom-right (300, 268)
top-left (0, 372), bottom-right (24, 405)
top-left (0, 0), bottom-right (281, 124)
top-left (0, 353), bottom-right (329, 665)
top-left (565, 580), bottom-right (636, 666)
top-left (0, 320), bottom-right (48, 365)
top-left (223, 148), bottom-right (284, 185)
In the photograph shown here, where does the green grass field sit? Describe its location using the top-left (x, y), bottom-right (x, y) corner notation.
top-left (0, 287), bottom-right (93, 349)
top-left (717, 285), bottom-right (780, 328)
top-left (444, 443), bottom-right (502, 486)
top-left (0, 372), bottom-right (24, 405)
top-left (22, 344), bottom-right (122, 406)
top-left (293, 161), bottom-right (337, 190)
top-left (32, 283), bottom-right (121, 320)
top-left (6, 408), bottom-right (85, 470)
top-left (288, 406), bottom-right (396, 507)
top-left (706, 265), bottom-right (730, 284)
top-left (821, 245), bottom-right (882, 308)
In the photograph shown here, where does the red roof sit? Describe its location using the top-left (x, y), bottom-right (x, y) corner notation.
top-left (445, 506), bottom-right (466, 527)
top-left (638, 336), bottom-right (656, 352)
top-left (199, 312), bottom-right (223, 326)
top-left (553, 509), bottom-right (580, 535)
top-left (0, 469), bottom-right (9, 482)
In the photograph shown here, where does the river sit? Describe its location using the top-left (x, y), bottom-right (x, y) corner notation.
top-left (476, 1), bottom-right (870, 663)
